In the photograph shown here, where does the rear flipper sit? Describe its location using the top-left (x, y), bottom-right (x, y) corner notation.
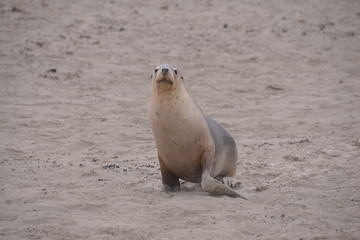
top-left (221, 176), bottom-right (241, 188)
top-left (200, 150), bottom-right (246, 199)
top-left (201, 175), bottom-right (247, 199)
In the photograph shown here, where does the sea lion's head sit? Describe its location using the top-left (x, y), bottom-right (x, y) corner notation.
top-left (151, 64), bottom-right (183, 92)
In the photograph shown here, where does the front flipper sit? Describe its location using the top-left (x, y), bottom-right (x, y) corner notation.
top-left (158, 155), bottom-right (180, 192)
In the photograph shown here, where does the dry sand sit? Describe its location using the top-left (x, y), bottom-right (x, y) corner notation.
top-left (1, 0), bottom-right (360, 239)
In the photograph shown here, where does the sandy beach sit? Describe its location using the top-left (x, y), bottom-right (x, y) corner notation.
top-left (1, 0), bottom-right (360, 239)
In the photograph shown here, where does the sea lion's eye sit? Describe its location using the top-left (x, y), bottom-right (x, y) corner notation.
top-left (155, 69), bottom-right (158, 73)
top-left (174, 69), bottom-right (178, 75)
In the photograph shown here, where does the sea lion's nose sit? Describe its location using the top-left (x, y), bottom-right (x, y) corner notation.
top-left (162, 68), bottom-right (169, 75)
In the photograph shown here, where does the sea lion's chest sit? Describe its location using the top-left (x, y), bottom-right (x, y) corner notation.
top-left (149, 95), bottom-right (214, 181)
top-left (150, 97), bottom-right (211, 151)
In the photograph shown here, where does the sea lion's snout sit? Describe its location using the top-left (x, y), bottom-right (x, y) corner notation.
top-left (162, 68), bottom-right (169, 75)
top-left (154, 65), bottom-right (175, 86)
top-left (157, 78), bottom-right (173, 85)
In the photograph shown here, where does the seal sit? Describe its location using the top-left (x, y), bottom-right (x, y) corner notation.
top-left (149, 64), bottom-right (245, 199)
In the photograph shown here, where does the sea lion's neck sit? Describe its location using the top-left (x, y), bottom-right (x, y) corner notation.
top-left (152, 84), bottom-right (190, 103)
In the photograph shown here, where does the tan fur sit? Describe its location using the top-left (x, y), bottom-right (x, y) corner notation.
top-left (149, 64), bottom-right (245, 198)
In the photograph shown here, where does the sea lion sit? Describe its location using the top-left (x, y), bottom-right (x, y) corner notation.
top-left (148, 64), bottom-right (245, 199)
